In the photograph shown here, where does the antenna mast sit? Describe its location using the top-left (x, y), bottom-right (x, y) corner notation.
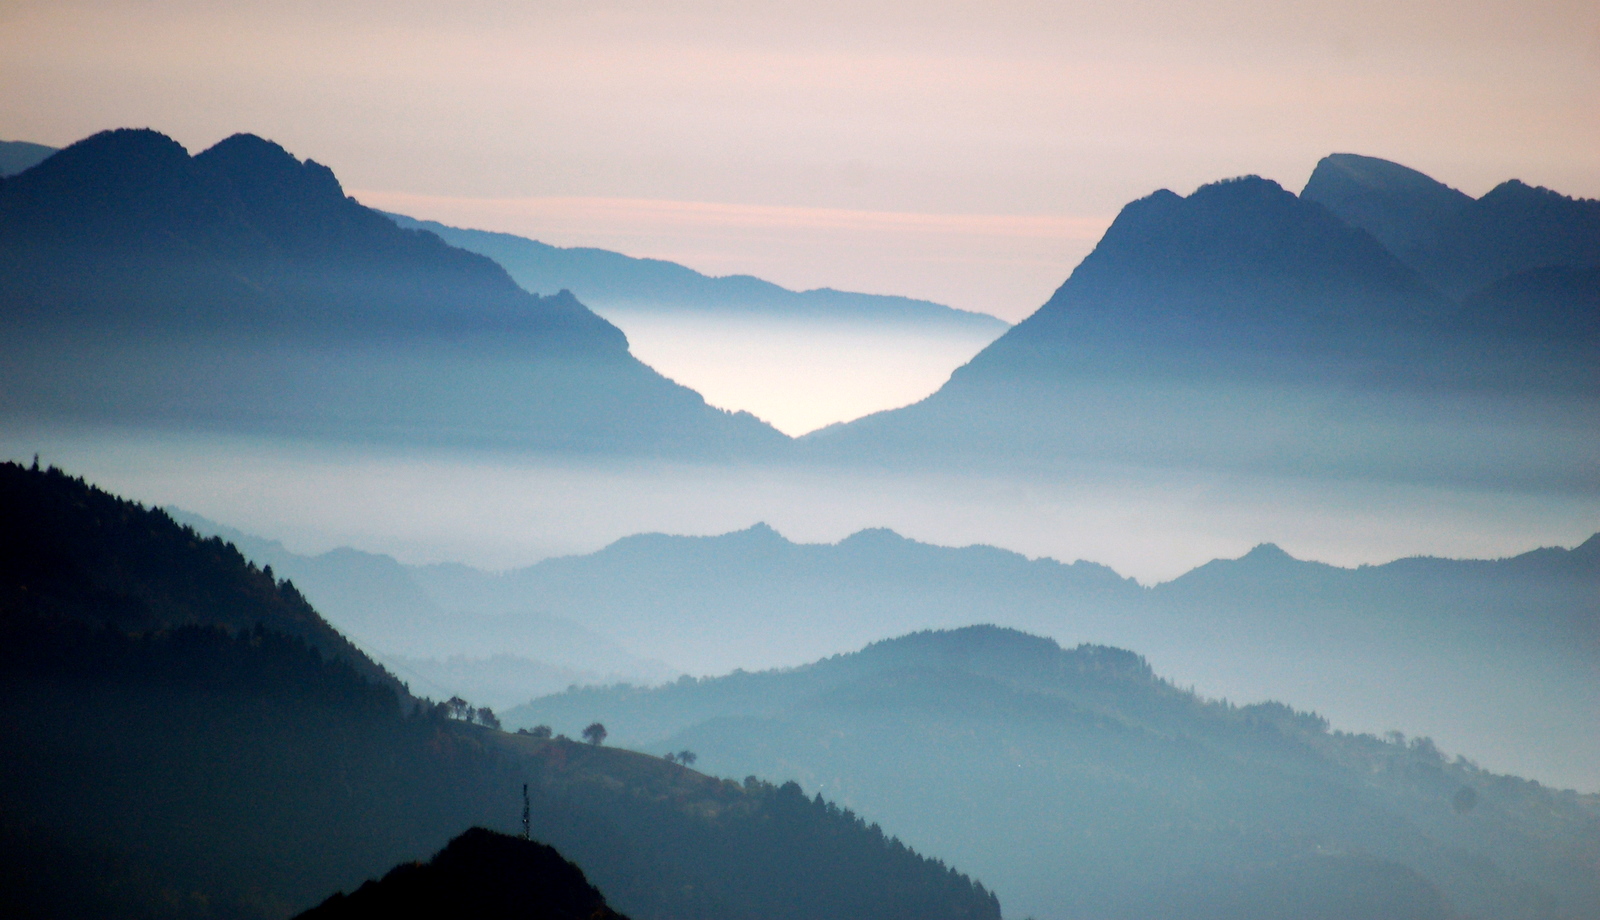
top-left (521, 783), bottom-right (531, 841)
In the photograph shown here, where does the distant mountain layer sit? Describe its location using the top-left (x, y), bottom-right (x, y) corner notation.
top-left (805, 169), bottom-right (1597, 483)
top-left (169, 508), bottom-right (679, 708)
top-left (510, 625), bottom-right (1600, 920)
top-left (0, 129), bottom-right (785, 458)
top-left (386, 213), bottom-right (1009, 330)
top-left (190, 511), bottom-right (1600, 791)
top-left (1304, 153), bottom-right (1600, 298)
top-left (0, 139), bottom-right (56, 177)
top-left (494, 524), bottom-right (1600, 791)
top-left (0, 463), bottom-right (1002, 920)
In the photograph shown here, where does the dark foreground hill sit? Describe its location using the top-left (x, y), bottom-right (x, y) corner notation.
top-left (511, 626), bottom-right (1600, 920)
top-left (297, 827), bottom-right (629, 920)
top-left (0, 460), bottom-right (402, 695)
top-left (0, 129), bottom-right (783, 457)
top-left (0, 462), bottom-right (1000, 920)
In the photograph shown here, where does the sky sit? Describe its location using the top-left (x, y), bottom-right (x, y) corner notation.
top-left (2, 0), bottom-right (1597, 320)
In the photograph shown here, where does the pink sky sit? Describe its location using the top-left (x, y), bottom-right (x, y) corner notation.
top-left (3, 0), bottom-right (1596, 319)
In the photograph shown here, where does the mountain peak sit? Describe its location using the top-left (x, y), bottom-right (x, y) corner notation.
top-left (837, 526), bottom-right (913, 547)
top-left (1239, 542), bottom-right (1296, 563)
top-left (1301, 153), bottom-right (1473, 258)
top-left (297, 827), bottom-right (627, 920)
top-left (979, 167), bottom-right (1435, 368)
top-left (197, 132), bottom-right (346, 203)
top-left (737, 521), bottom-right (787, 541)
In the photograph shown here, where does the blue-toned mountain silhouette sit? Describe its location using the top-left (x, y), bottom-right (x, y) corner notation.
top-left (0, 139), bottom-right (56, 177)
top-left (0, 130), bottom-right (784, 456)
top-left (1303, 152), bottom-right (1600, 298)
top-left (805, 169), bottom-right (1597, 484)
top-left (180, 509), bottom-right (1600, 792)
top-left (386, 213), bottom-right (1008, 331)
top-left (511, 625), bottom-right (1600, 920)
top-left (0, 461), bottom-right (1003, 920)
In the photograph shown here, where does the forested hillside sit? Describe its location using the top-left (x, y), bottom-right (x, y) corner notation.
top-left (0, 462), bottom-right (1000, 920)
top-left (512, 626), bottom-right (1600, 920)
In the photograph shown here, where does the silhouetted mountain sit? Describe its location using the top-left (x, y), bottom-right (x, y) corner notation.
top-left (440, 522), bottom-right (1132, 676)
top-left (297, 828), bottom-right (628, 920)
top-left (1304, 153), bottom-right (1600, 298)
top-left (181, 509), bottom-right (1599, 790)
top-left (955, 175), bottom-right (1445, 379)
top-left (168, 509), bottom-right (678, 705)
top-left (805, 172), bottom-right (1596, 484)
top-left (0, 462), bottom-right (1002, 920)
top-left (511, 626), bottom-right (1600, 920)
top-left (0, 129), bottom-right (784, 457)
top-left (1297, 154), bottom-right (1475, 267)
top-left (386, 214), bottom-right (1008, 331)
top-left (0, 139), bottom-right (56, 177)
top-left (0, 460), bottom-right (403, 696)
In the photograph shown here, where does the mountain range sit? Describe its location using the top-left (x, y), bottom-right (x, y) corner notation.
top-left (511, 625), bottom-right (1600, 920)
top-left (0, 130), bottom-right (783, 457)
top-left (173, 513), bottom-right (1600, 792)
top-left (1302, 153), bottom-right (1600, 299)
top-left (0, 461), bottom-right (1002, 920)
top-left (805, 163), bottom-right (1597, 486)
top-left (4, 132), bottom-right (1593, 481)
top-left (386, 213), bottom-right (1007, 331)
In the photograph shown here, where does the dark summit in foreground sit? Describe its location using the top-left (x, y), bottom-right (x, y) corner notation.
top-left (0, 462), bottom-right (1001, 920)
top-left (297, 828), bottom-right (628, 920)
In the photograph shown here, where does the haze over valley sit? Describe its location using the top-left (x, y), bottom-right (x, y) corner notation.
top-left (2, 5), bottom-right (1598, 915)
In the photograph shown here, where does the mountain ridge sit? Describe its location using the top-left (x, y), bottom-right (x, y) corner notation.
top-left (0, 128), bottom-right (788, 458)
top-left (509, 625), bottom-right (1600, 920)
top-left (384, 213), bottom-right (1009, 330)
top-left (1, 463), bottom-right (1005, 920)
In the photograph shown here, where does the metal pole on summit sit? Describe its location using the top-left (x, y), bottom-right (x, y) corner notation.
top-left (522, 783), bottom-right (530, 841)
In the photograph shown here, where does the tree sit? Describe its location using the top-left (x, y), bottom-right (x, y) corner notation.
top-left (582, 722), bottom-right (607, 746)
top-left (475, 707), bottom-right (501, 731)
top-left (445, 696), bottom-right (471, 721)
top-left (663, 753), bottom-right (678, 764)
top-left (676, 750), bottom-right (697, 767)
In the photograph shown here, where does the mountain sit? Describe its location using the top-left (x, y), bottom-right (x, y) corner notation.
top-left (0, 129), bottom-right (785, 457)
top-left (1303, 153), bottom-right (1600, 298)
top-left (445, 522), bottom-right (1133, 676)
top-left (803, 172), bottom-right (1597, 484)
top-left (0, 462), bottom-right (1003, 920)
top-left (509, 626), bottom-right (1600, 920)
top-left (0, 460), bottom-right (403, 696)
top-left (491, 524), bottom-right (1598, 791)
top-left (169, 509), bottom-right (678, 707)
top-left (185, 509), bottom-right (1598, 790)
top-left (296, 828), bottom-right (629, 920)
top-left (0, 139), bottom-right (56, 177)
top-left (385, 213), bottom-right (1008, 331)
